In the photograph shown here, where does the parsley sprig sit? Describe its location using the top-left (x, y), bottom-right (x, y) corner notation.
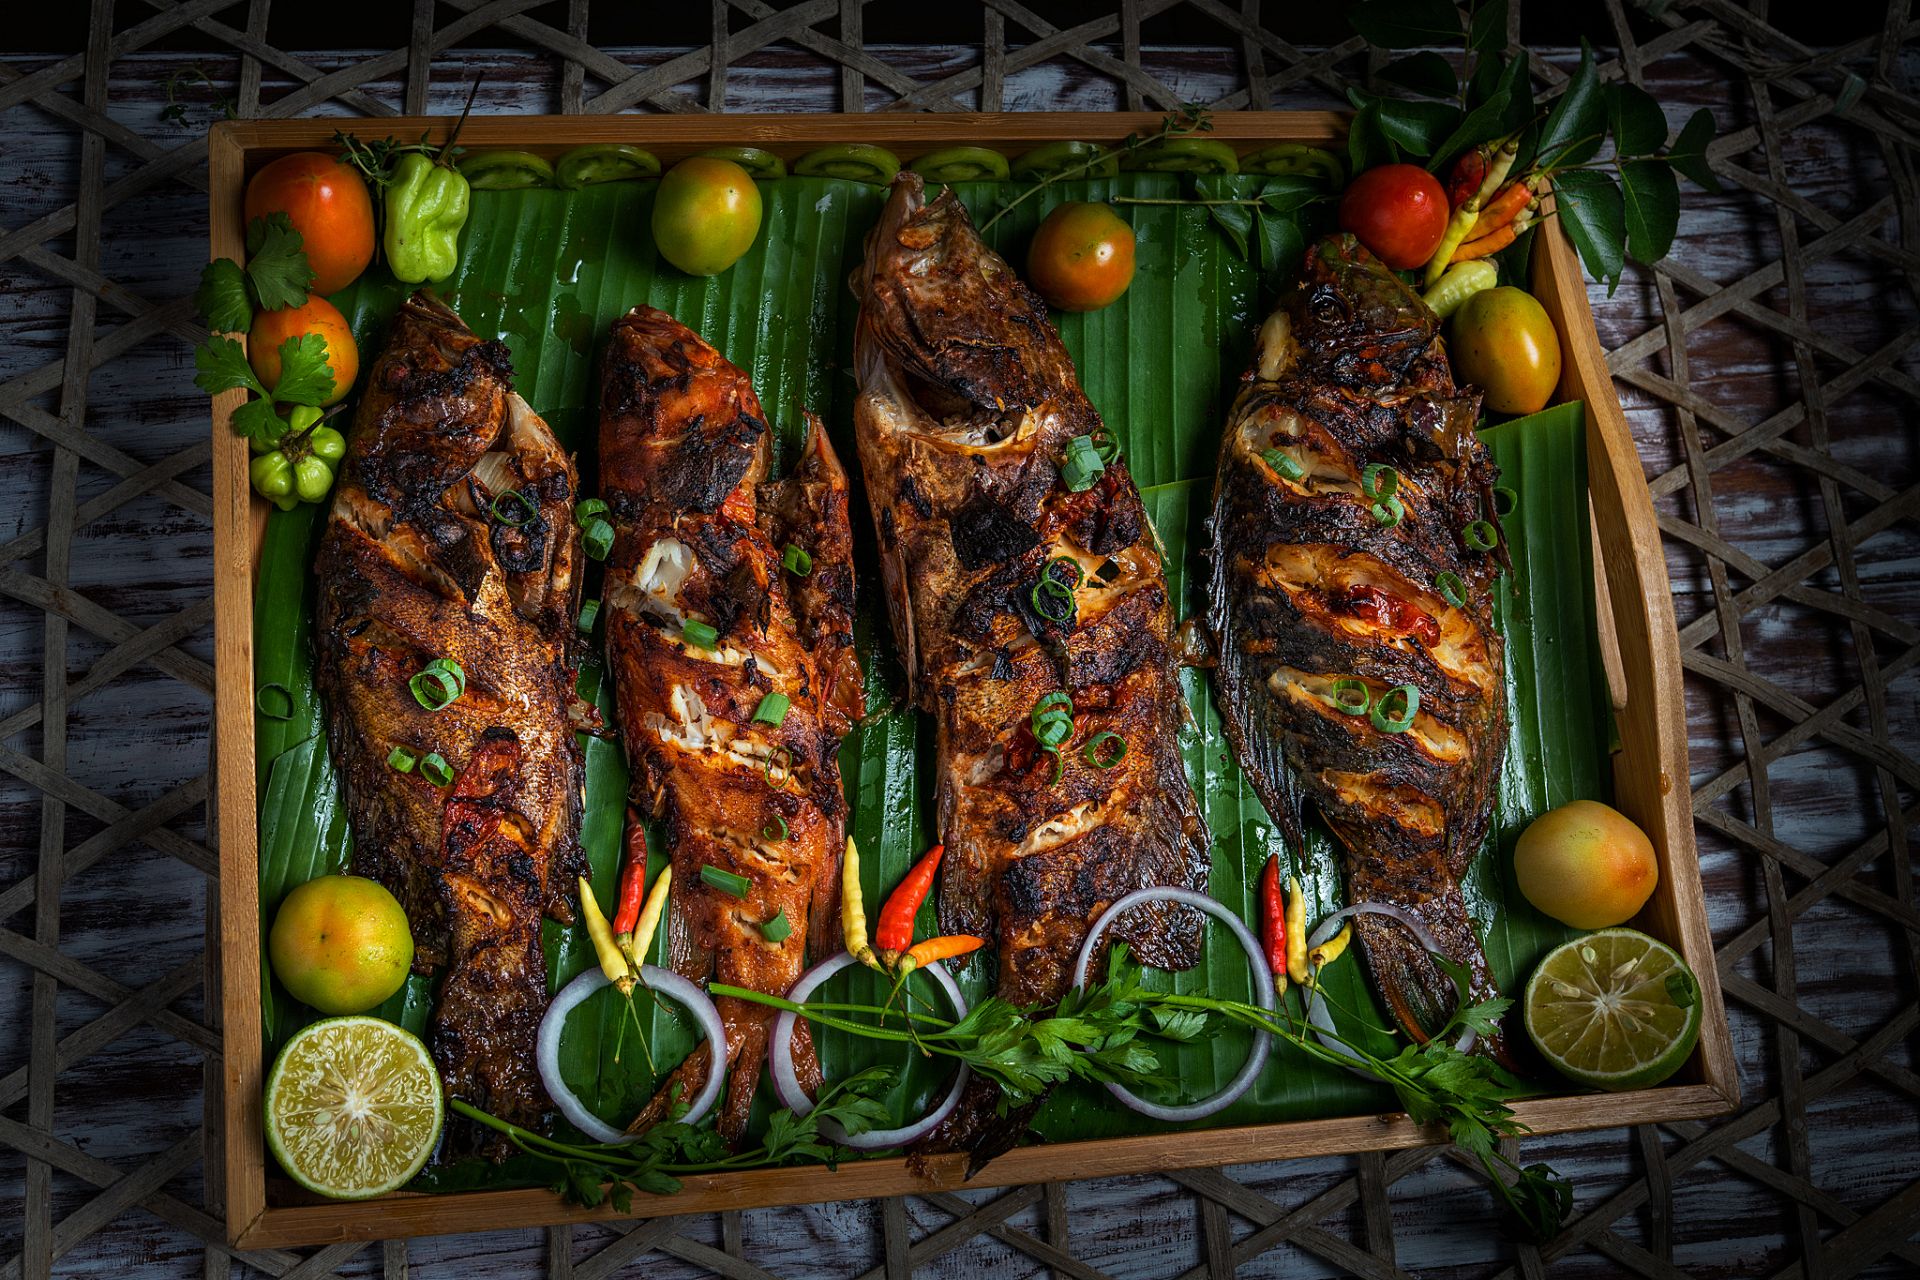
top-left (451, 1066), bottom-right (897, 1214)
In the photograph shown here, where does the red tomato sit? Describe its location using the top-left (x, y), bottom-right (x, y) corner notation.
top-left (249, 296), bottom-right (359, 406)
top-left (1337, 164), bottom-right (1450, 271)
top-left (245, 153), bottom-right (376, 295)
top-left (1026, 202), bottom-right (1136, 312)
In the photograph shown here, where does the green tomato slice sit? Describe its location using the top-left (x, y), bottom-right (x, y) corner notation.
top-left (910, 146), bottom-right (1011, 182)
top-left (554, 144), bottom-right (660, 188)
top-left (698, 146), bottom-right (787, 179)
top-left (1123, 138), bottom-right (1240, 174)
top-left (792, 144), bottom-right (901, 184)
top-left (458, 151), bottom-right (556, 190)
top-left (1240, 143), bottom-right (1345, 184)
top-left (1010, 141), bottom-right (1119, 180)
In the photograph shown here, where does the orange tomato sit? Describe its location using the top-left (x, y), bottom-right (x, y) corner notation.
top-left (1447, 286), bottom-right (1562, 415)
top-left (245, 153), bottom-right (376, 295)
top-left (1337, 164), bottom-right (1449, 271)
top-left (1513, 800), bottom-right (1659, 929)
top-left (249, 296), bottom-right (359, 405)
top-left (1026, 202), bottom-right (1136, 312)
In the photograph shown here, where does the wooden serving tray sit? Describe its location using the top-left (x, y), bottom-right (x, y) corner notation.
top-left (207, 112), bottom-right (1737, 1249)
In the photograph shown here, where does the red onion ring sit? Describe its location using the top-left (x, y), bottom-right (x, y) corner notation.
top-left (1071, 887), bottom-right (1275, 1123)
top-left (1303, 901), bottom-right (1476, 1069)
top-left (536, 965), bottom-right (727, 1144)
top-left (768, 950), bottom-right (972, 1150)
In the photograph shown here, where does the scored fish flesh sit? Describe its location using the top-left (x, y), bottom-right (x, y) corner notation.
top-left (1206, 233), bottom-right (1514, 1061)
top-left (316, 292), bottom-right (585, 1155)
top-left (853, 175), bottom-right (1211, 1167)
top-left (599, 306), bottom-right (863, 1144)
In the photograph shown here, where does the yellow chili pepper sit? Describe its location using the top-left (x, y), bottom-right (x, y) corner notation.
top-left (842, 837), bottom-right (882, 970)
top-left (579, 875), bottom-right (634, 996)
top-left (1308, 922), bottom-right (1353, 979)
top-left (623, 865), bottom-right (671, 968)
top-left (1285, 876), bottom-right (1309, 987)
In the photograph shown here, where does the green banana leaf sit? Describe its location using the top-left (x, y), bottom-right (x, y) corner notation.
top-left (251, 174), bottom-right (1607, 1190)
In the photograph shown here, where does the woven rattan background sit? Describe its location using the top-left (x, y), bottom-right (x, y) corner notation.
top-left (3, 2), bottom-right (1917, 1276)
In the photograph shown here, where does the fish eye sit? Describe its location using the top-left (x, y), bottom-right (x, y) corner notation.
top-left (1309, 289), bottom-right (1347, 325)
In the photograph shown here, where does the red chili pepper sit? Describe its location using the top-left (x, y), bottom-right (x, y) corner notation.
top-left (1447, 145), bottom-right (1489, 210)
top-left (876, 843), bottom-right (943, 955)
top-left (1259, 854), bottom-right (1289, 986)
top-left (611, 809), bottom-right (648, 938)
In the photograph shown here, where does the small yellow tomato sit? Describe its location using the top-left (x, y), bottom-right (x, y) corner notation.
top-left (1513, 800), bottom-right (1660, 930)
top-left (651, 157), bottom-right (763, 277)
top-left (1026, 202), bottom-right (1136, 313)
top-left (1447, 286), bottom-right (1562, 415)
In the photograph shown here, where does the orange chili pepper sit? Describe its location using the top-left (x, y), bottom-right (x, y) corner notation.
top-left (901, 934), bottom-right (984, 972)
top-left (1450, 223), bottom-right (1519, 262)
top-left (876, 843), bottom-right (943, 957)
top-left (1469, 180), bottom-right (1532, 236)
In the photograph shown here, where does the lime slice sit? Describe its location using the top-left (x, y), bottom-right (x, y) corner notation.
top-left (1524, 929), bottom-right (1702, 1092)
top-left (265, 1015), bottom-right (443, 1199)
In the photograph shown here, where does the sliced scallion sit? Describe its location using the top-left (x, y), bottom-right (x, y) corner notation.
top-left (1031, 575), bottom-right (1075, 623)
top-left (1370, 684), bottom-right (1420, 734)
top-left (1089, 428), bottom-right (1120, 464)
top-left (574, 498), bottom-right (609, 526)
top-left (1361, 463), bottom-right (1400, 499)
top-left (759, 909), bottom-right (793, 943)
top-left (386, 746), bottom-right (417, 773)
top-left (419, 752), bottom-right (454, 786)
top-left (583, 519), bottom-right (614, 561)
top-left (681, 619), bottom-right (718, 650)
top-left (1060, 435), bottom-right (1105, 492)
top-left (764, 745), bottom-right (796, 790)
top-left (490, 488), bottom-right (537, 527)
top-left (1491, 486), bottom-right (1518, 517)
top-left (761, 815), bottom-right (789, 842)
top-left (752, 692), bottom-right (790, 726)
top-left (1371, 494), bottom-right (1406, 528)
top-left (782, 543), bottom-right (812, 576)
top-left (1329, 678), bottom-right (1371, 716)
top-left (1262, 448), bottom-right (1306, 482)
top-left (409, 658), bottom-right (466, 712)
top-left (700, 864), bottom-right (752, 898)
top-left (255, 682), bottom-right (295, 721)
top-left (1083, 731), bottom-right (1128, 768)
top-left (1464, 520), bottom-right (1498, 551)
top-left (1435, 571), bottom-right (1467, 607)
top-left (577, 598), bottom-right (600, 633)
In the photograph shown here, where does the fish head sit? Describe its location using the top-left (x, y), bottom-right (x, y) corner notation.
top-left (1254, 234), bottom-right (1439, 389)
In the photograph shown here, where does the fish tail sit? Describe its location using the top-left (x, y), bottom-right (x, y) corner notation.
top-left (1344, 858), bottom-right (1516, 1068)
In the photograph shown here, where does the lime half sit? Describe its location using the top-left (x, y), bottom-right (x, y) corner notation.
top-left (265, 1016), bottom-right (443, 1199)
top-left (1525, 929), bottom-right (1702, 1092)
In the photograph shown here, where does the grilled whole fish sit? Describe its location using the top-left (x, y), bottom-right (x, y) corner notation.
top-left (316, 292), bottom-right (585, 1154)
top-left (599, 306), bottom-right (863, 1144)
top-left (1207, 234), bottom-right (1512, 1060)
top-left (854, 175), bottom-right (1210, 1165)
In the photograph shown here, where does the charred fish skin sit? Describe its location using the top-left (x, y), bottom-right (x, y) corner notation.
top-left (315, 292), bottom-right (584, 1154)
top-left (854, 175), bottom-right (1210, 1163)
top-left (599, 306), bottom-right (862, 1145)
top-left (1207, 233), bottom-right (1512, 1060)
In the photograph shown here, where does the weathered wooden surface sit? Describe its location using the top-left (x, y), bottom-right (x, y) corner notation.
top-left (1, 4), bottom-right (1915, 1278)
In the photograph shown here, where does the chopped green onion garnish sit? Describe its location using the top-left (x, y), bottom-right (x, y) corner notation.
top-left (490, 489), bottom-right (537, 527)
top-left (409, 658), bottom-right (466, 712)
top-left (764, 745), bottom-right (796, 790)
top-left (759, 909), bottom-right (792, 943)
top-left (761, 815), bottom-right (789, 842)
top-left (1089, 428), bottom-right (1120, 464)
top-left (419, 752), bottom-right (454, 786)
top-left (701, 864), bottom-right (752, 898)
top-left (1329, 677), bottom-right (1371, 715)
top-left (1491, 486), bottom-right (1517, 517)
top-left (1371, 494), bottom-right (1405, 528)
top-left (577, 598), bottom-right (600, 633)
top-left (1464, 519), bottom-right (1498, 551)
top-left (1031, 575), bottom-right (1075, 623)
top-left (1083, 731), bottom-right (1128, 768)
top-left (255, 682), bottom-right (295, 721)
top-left (583, 518), bottom-right (614, 561)
top-left (1361, 463), bottom-right (1400, 499)
top-left (1262, 448), bottom-right (1306, 482)
top-left (752, 692), bottom-right (790, 726)
top-left (1060, 435), bottom-right (1105, 492)
top-left (574, 498), bottom-right (609, 526)
top-left (782, 543), bottom-right (812, 576)
top-left (681, 619), bottom-right (718, 649)
top-left (1436, 571), bottom-right (1467, 607)
top-left (1370, 684), bottom-right (1419, 733)
top-left (386, 746), bottom-right (417, 773)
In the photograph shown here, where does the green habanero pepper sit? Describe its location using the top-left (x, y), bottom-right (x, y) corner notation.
top-left (293, 455), bottom-right (335, 504)
top-left (250, 451), bottom-right (294, 501)
top-left (306, 425), bottom-right (347, 467)
top-left (385, 152), bottom-right (470, 284)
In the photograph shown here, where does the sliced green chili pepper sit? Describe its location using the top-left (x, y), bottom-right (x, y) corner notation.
top-left (1123, 138), bottom-right (1239, 174)
top-left (1240, 143), bottom-right (1345, 184)
top-left (793, 144), bottom-right (901, 183)
top-left (911, 147), bottom-right (1011, 182)
top-left (698, 146), bottom-right (787, 179)
top-left (458, 151), bottom-right (556, 191)
top-left (555, 144), bottom-right (660, 188)
top-left (1010, 141), bottom-right (1119, 179)
top-left (386, 151), bottom-right (471, 283)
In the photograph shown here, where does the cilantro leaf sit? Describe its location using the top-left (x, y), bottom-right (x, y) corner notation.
top-left (195, 258), bottom-right (253, 333)
top-left (193, 337), bottom-right (268, 398)
top-left (231, 399), bottom-right (288, 446)
top-left (268, 333), bottom-right (338, 407)
top-left (244, 212), bottom-right (317, 311)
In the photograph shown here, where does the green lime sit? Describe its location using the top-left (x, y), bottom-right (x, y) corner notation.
top-left (265, 1016), bottom-right (443, 1199)
top-left (1524, 928), bottom-right (1702, 1092)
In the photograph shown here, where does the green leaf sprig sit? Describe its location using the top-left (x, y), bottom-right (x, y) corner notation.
top-left (978, 103), bottom-right (1214, 233)
top-left (1343, 0), bottom-right (1719, 290)
top-left (192, 213), bottom-right (336, 447)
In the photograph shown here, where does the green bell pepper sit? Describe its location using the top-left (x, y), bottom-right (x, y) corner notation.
top-left (385, 152), bottom-right (470, 284)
